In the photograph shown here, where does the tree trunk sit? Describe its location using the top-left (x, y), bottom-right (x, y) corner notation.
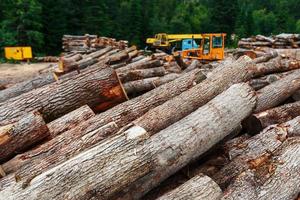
top-left (255, 69), bottom-right (300, 112)
top-left (0, 83), bottom-right (256, 200)
top-left (252, 51), bottom-right (278, 64)
top-left (252, 57), bottom-right (300, 77)
top-left (118, 67), bottom-right (166, 83)
top-left (116, 59), bottom-right (162, 73)
top-left (105, 50), bottom-right (129, 65)
top-left (213, 116), bottom-right (300, 189)
top-left (173, 52), bottom-right (188, 70)
top-left (0, 67), bottom-right (127, 126)
top-left (0, 111), bottom-right (49, 163)
top-left (123, 74), bottom-right (181, 95)
top-left (0, 73), bottom-right (56, 103)
top-left (183, 59), bottom-right (201, 73)
top-left (243, 101), bottom-right (300, 134)
top-left (132, 56), bottom-right (254, 135)
top-left (47, 105), bottom-right (95, 138)
top-left (0, 69), bottom-right (204, 184)
top-left (222, 137), bottom-right (300, 200)
top-left (156, 174), bottom-right (222, 200)
top-left (248, 71), bottom-right (291, 90)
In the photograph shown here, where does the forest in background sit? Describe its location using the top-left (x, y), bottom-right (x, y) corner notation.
top-left (0, 0), bottom-right (300, 56)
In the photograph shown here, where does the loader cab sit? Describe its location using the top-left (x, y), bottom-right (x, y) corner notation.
top-left (181, 33), bottom-right (226, 61)
top-left (182, 39), bottom-right (199, 50)
top-left (154, 33), bottom-right (169, 47)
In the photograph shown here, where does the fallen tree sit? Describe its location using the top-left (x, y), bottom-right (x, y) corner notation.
top-left (0, 83), bottom-right (256, 200)
top-left (0, 111), bottom-right (49, 163)
top-left (0, 66), bottom-right (127, 126)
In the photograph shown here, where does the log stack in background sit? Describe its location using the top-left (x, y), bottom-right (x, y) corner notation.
top-left (1, 33), bottom-right (300, 200)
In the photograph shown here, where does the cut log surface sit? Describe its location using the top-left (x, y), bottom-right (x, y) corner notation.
top-left (0, 73), bottom-right (55, 103)
top-left (118, 67), bottom-right (166, 83)
top-left (0, 83), bottom-right (256, 200)
top-left (47, 105), bottom-right (95, 138)
top-left (0, 111), bottom-right (49, 163)
top-left (243, 100), bottom-right (300, 134)
top-left (0, 66), bottom-right (127, 126)
top-left (222, 137), bottom-right (300, 200)
top-left (255, 69), bottom-right (300, 112)
top-left (156, 174), bottom-right (222, 200)
top-left (213, 115), bottom-right (300, 189)
top-left (0, 69), bottom-right (204, 185)
top-left (132, 56), bottom-right (254, 135)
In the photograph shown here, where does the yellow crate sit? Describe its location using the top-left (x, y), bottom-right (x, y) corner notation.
top-left (4, 47), bottom-right (32, 60)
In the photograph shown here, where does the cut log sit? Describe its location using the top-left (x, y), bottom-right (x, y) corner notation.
top-left (213, 115), bottom-right (300, 189)
top-left (118, 67), bottom-right (166, 83)
top-left (248, 71), bottom-right (291, 90)
top-left (255, 69), bottom-right (300, 112)
top-left (116, 59), bottom-right (162, 73)
top-left (251, 57), bottom-right (300, 77)
top-left (47, 105), bottom-right (95, 138)
top-left (156, 174), bottom-right (222, 200)
top-left (123, 74), bottom-right (181, 95)
top-left (131, 56), bottom-right (255, 135)
top-left (0, 69), bottom-right (205, 182)
top-left (0, 111), bottom-right (49, 163)
top-left (173, 52), bottom-right (188, 70)
top-left (0, 73), bottom-right (56, 103)
top-left (164, 62), bottom-right (182, 73)
top-left (105, 50), bottom-right (129, 65)
top-left (0, 83), bottom-right (256, 200)
top-left (243, 101), bottom-right (300, 134)
top-left (222, 137), bottom-right (300, 200)
top-left (183, 59), bottom-right (201, 72)
top-left (252, 50), bottom-right (278, 64)
top-left (0, 66), bottom-right (127, 126)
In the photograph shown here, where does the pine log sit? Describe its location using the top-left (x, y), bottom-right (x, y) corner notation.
top-left (275, 49), bottom-right (300, 60)
top-left (123, 74), bottom-right (181, 95)
top-left (255, 69), bottom-right (300, 112)
top-left (118, 67), bottom-right (166, 83)
top-left (222, 137), bottom-right (300, 200)
top-left (183, 59), bottom-right (201, 72)
top-left (0, 73), bottom-right (56, 103)
top-left (0, 83), bottom-right (256, 200)
top-left (248, 71), bottom-right (291, 90)
top-left (105, 50), bottom-right (129, 65)
top-left (47, 105), bottom-right (95, 138)
top-left (0, 69), bottom-right (205, 182)
top-left (213, 116), bottom-right (300, 189)
top-left (173, 52), bottom-right (188, 70)
top-left (0, 66), bottom-right (127, 126)
top-left (0, 111), bottom-right (49, 163)
top-left (164, 62), bottom-right (182, 73)
top-left (59, 53), bottom-right (82, 72)
top-left (128, 50), bottom-right (139, 60)
top-left (131, 56), bottom-right (255, 135)
top-left (156, 174), bottom-right (222, 200)
top-left (252, 51), bottom-right (278, 64)
top-left (116, 59), bottom-right (162, 73)
top-left (252, 57), bottom-right (300, 77)
top-left (243, 101), bottom-right (300, 134)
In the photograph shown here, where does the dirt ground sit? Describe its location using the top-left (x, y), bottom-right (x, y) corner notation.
top-left (0, 62), bottom-right (56, 86)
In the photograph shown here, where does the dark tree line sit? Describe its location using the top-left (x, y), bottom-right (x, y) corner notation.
top-left (0, 0), bottom-right (299, 56)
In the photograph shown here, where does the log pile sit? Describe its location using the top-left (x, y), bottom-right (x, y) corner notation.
top-left (62, 34), bottom-right (128, 53)
top-left (1, 37), bottom-right (300, 200)
top-left (238, 33), bottom-right (300, 49)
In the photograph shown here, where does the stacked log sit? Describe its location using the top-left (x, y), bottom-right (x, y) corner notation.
top-left (238, 33), bottom-right (300, 49)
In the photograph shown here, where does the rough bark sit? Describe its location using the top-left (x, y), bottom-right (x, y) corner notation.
top-left (47, 105), bottom-right (95, 138)
top-left (248, 71), bottom-right (291, 90)
top-left (183, 59), bottom-right (201, 72)
top-left (0, 111), bottom-right (49, 163)
top-left (156, 174), bottom-right (222, 200)
top-left (116, 59), bottom-right (162, 73)
top-left (105, 50), bottom-right (129, 65)
top-left (0, 122), bottom-right (119, 188)
top-left (252, 51), bottom-right (278, 64)
top-left (213, 116), bottom-right (300, 189)
top-left (131, 56), bottom-right (255, 135)
top-left (118, 67), bottom-right (166, 83)
top-left (0, 69), bottom-right (204, 182)
top-left (0, 83), bottom-right (256, 200)
top-left (255, 69), bottom-right (300, 112)
top-left (222, 137), bottom-right (300, 200)
top-left (0, 73), bottom-right (56, 103)
top-left (251, 57), bottom-right (300, 77)
top-left (243, 101), bottom-right (300, 134)
top-left (0, 66), bottom-right (127, 126)
top-left (123, 74), bottom-right (181, 95)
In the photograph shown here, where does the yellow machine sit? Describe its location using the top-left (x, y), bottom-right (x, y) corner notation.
top-left (4, 47), bottom-right (33, 61)
top-left (181, 33), bottom-right (226, 61)
top-left (146, 33), bottom-right (226, 61)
